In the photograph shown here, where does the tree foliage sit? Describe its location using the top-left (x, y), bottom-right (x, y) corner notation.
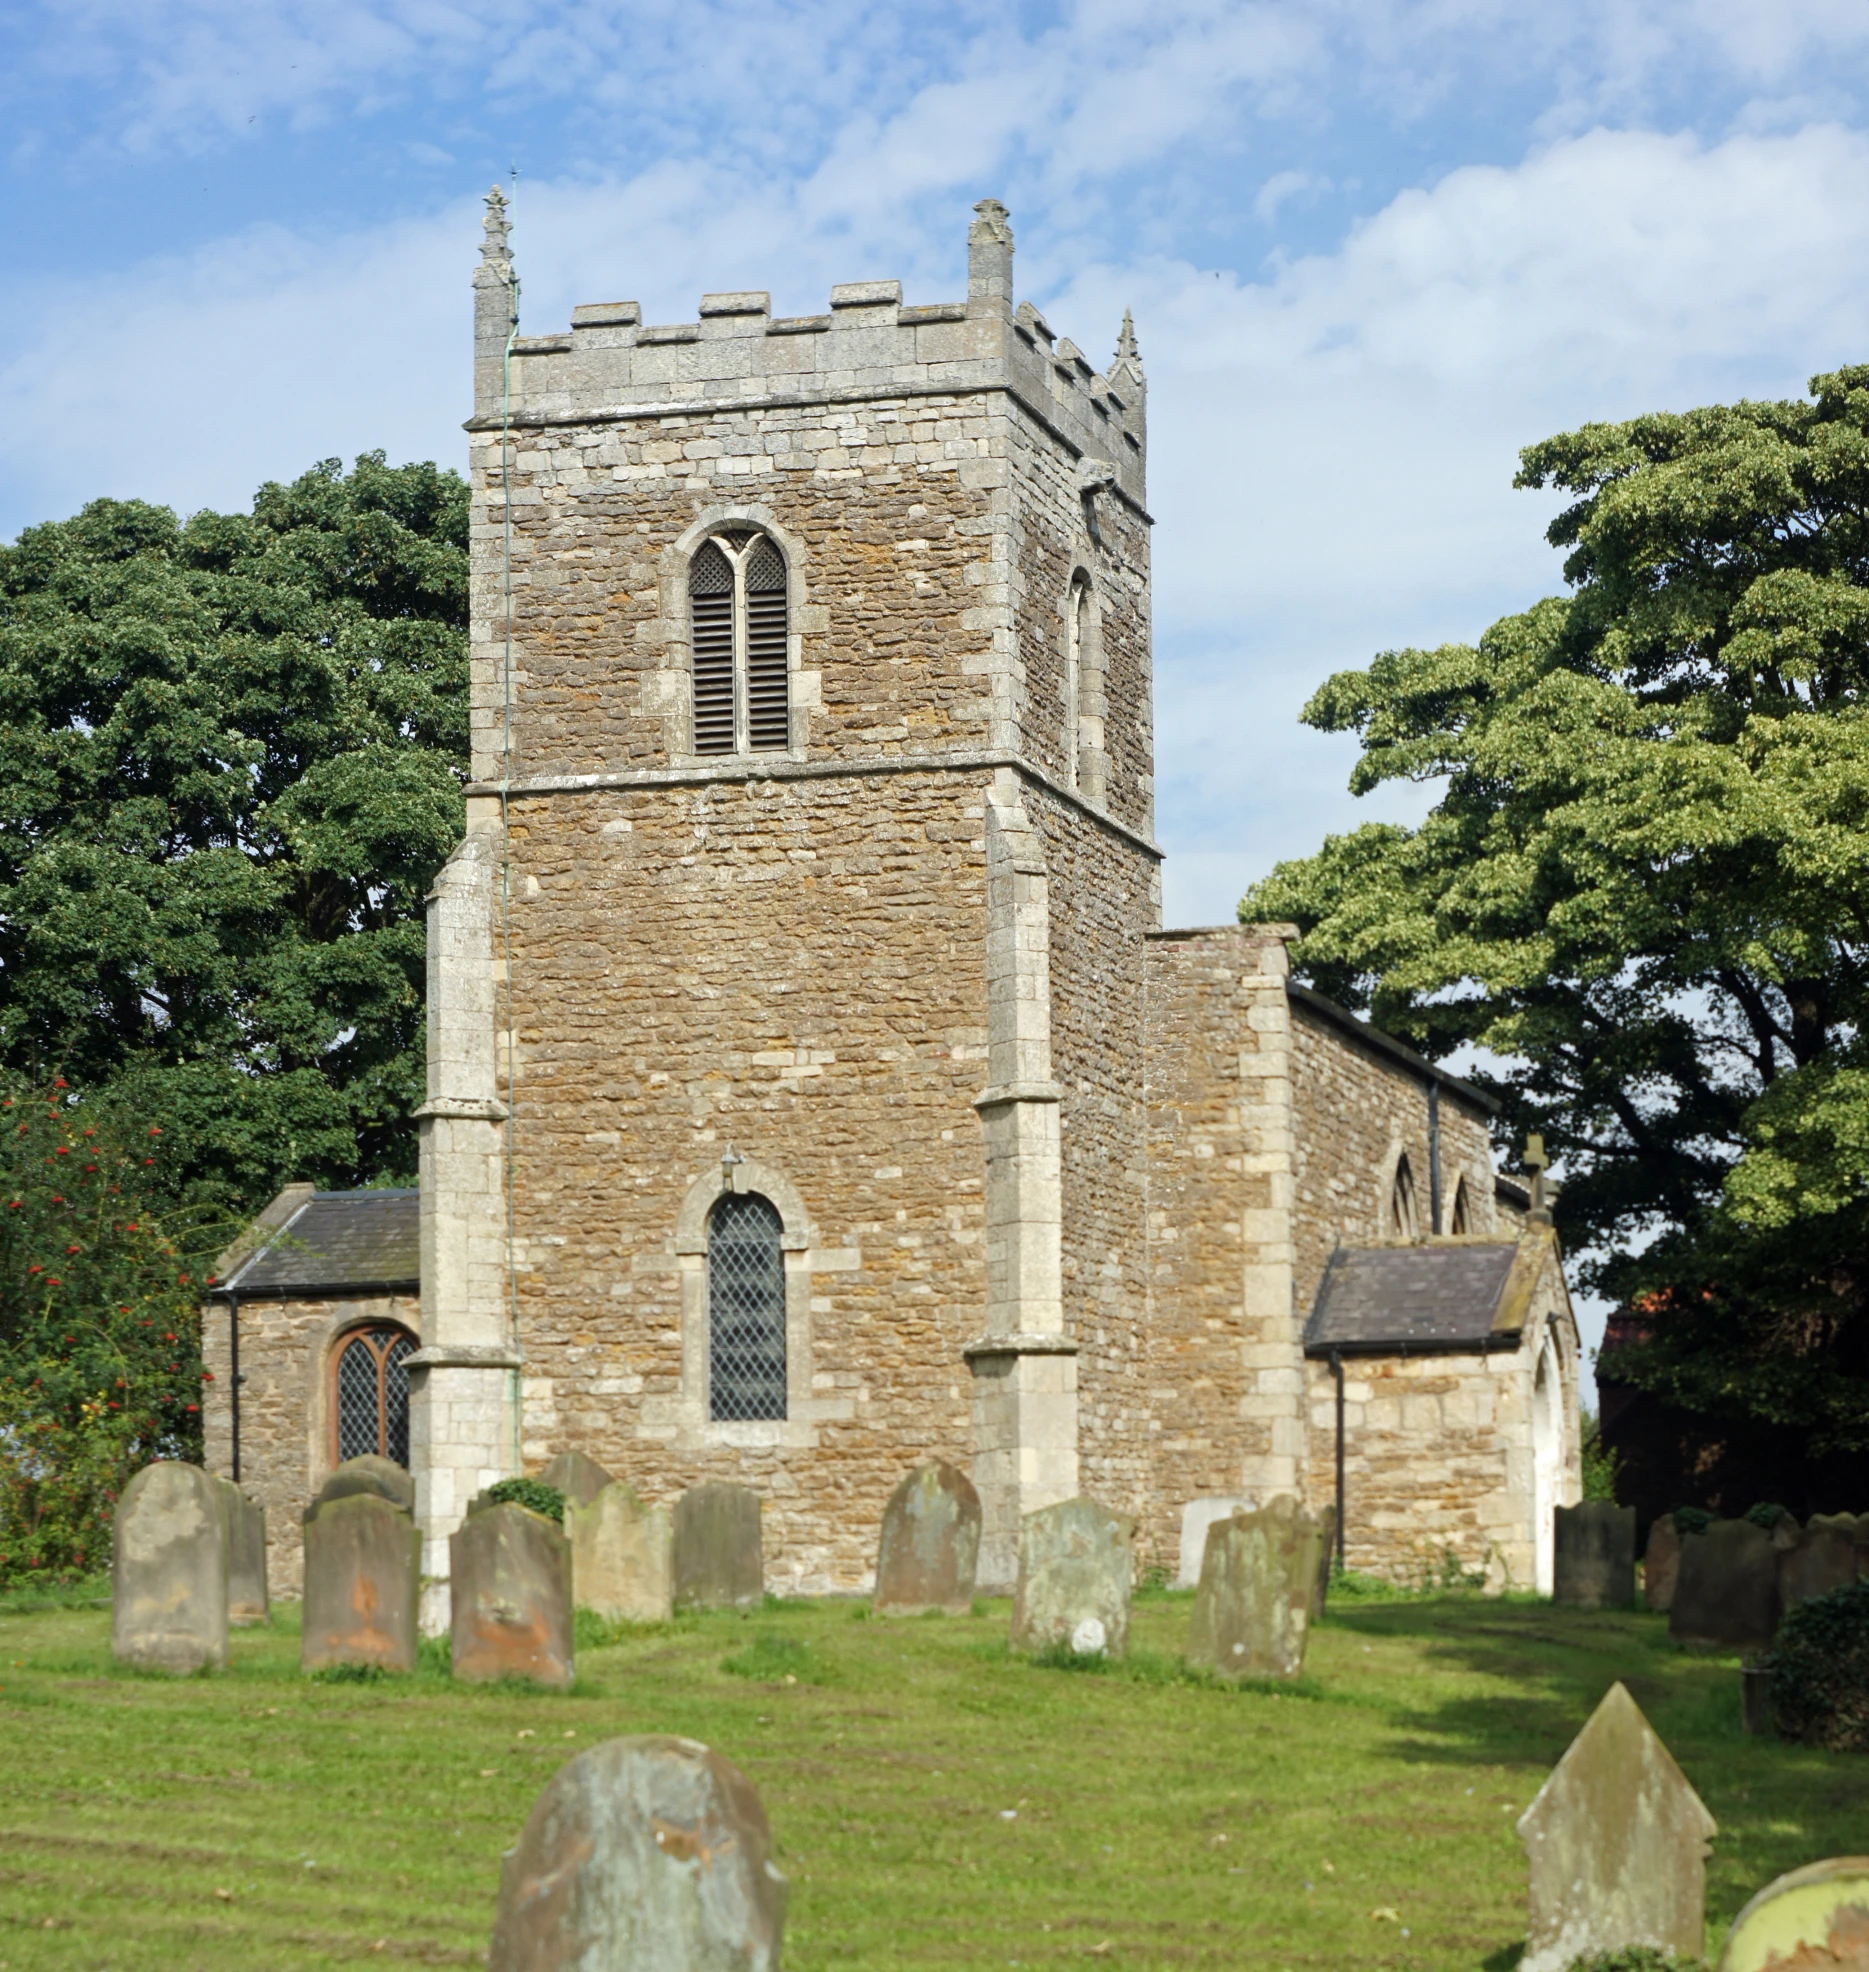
top-left (0, 454), bottom-right (468, 1211)
top-left (1244, 365), bottom-right (1869, 1451)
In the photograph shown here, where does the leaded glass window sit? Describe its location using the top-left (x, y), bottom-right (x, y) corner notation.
top-left (707, 1192), bottom-right (786, 1421)
top-left (1389, 1155), bottom-right (1420, 1240)
top-left (331, 1324), bottom-right (417, 1465)
top-left (689, 530), bottom-right (790, 756)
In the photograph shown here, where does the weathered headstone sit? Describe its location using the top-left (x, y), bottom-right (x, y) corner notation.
top-left (1186, 1497), bottom-right (1327, 1682)
top-left (315, 1454), bottom-right (415, 1515)
top-left (539, 1450), bottom-right (615, 1510)
top-left (1671, 1519), bottom-right (1779, 1650)
top-left (451, 1502), bottom-right (575, 1688)
top-left (302, 1491), bottom-right (420, 1673)
top-left (212, 1475), bottom-right (269, 1627)
top-left (489, 1735), bottom-right (786, 1972)
top-left (1516, 1681), bottom-right (1716, 1972)
top-left (1644, 1514), bottom-right (1682, 1612)
top-left (1311, 1502), bottom-right (1338, 1621)
top-left (1176, 1497), bottom-right (1253, 1589)
top-left (874, 1461), bottom-right (981, 1616)
top-left (1553, 1500), bottom-right (1637, 1610)
top-left (1780, 1515), bottom-right (1862, 1614)
top-left (672, 1483), bottom-right (763, 1612)
top-left (112, 1461), bottom-right (229, 1674)
top-left (1011, 1496), bottom-right (1135, 1660)
top-left (568, 1481), bottom-right (674, 1625)
top-left (1718, 1857), bottom-right (1869, 1972)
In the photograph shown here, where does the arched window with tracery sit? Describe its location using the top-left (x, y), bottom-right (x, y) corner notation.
top-left (1449, 1176), bottom-right (1471, 1235)
top-left (1389, 1155), bottom-right (1420, 1239)
top-left (708, 1192), bottom-right (787, 1421)
top-left (690, 530), bottom-right (790, 756)
top-left (331, 1323), bottom-right (418, 1466)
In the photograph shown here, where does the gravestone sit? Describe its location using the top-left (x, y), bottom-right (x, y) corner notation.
top-left (315, 1454), bottom-right (415, 1515)
top-left (672, 1483), bottom-right (763, 1612)
top-left (1176, 1497), bottom-right (1253, 1589)
top-left (1311, 1502), bottom-right (1338, 1621)
top-left (1644, 1514), bottom-right (1682, 1612)
top-left (1011, 1497), bottom-right (1136, 1660)
top-left (302, 1491), bottom-right (420, 1673)
top-left (539, 1450), bottom-right (614, 1510)
top-left (1671, 1519), bottom-right (1779, 1650)
top-left (874, 1461), bottom-right (981, 1616)
top-left (1186, 1497), bottom-right (1327, 1682)
top-left (1553, 1501), bottom-right (1637, 1610)
top-left (1516, 1681), bottom-right (1716, 1972)
top-left (1718, 1857), bottom-right (1869, 1972)
top-left (212, 1476), bottom-right (269, 1627)
top-left (489, 1735), bottom-right (786, 1972)
top-left (568, 1481), bottom-right (674, 1624)
top-left (451, 1502), bottom-right (575, 1688)
top-left (112, 1461), bottom-right (228, 1674)
top-left (1779, 1515), bottom-right (1861, 1615)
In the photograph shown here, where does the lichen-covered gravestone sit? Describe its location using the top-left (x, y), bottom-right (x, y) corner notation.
top-left (489, 1735), bottom-right (786, 1972)
top-left (112, 1461), bottom-right (228, 1674)
top-left (212, 1475), bottom-right (269, 1627)
top-left (1671, 1519), bottom-right (1780, 1649)
top-left (540, 1449), bottom-right (615, 1510)
top-left (1186, 1497), bottom-right (1326, 1682)
top-left (874, 1461), bottom-right (981, 1616)
top-left (673, 1483), bottom-right (764, 1612)
top-left (1553, 1501), bottom-right (1637, 1610)
top-left (452, 1501), bottom-right (575, 1688)
top-left (568, 1480), bottom-right (674, 1624)
top-left (315, 1454), bottom-right (415, 1515)
top-left (1718, 1856), bottom-right (1869, 1972)
top-left (1011, 1497), bottom-right (1135, 1660)
top-left (1176, 1497), bottom-right (1253, 1589)
top-left (1644, 1514), bottom-right (1682, 1612)
top-left (1516, 1681), bottom-right (1716, 1972)
top-left (1779, 1516), bottom-right (1862, 1615)
top-left (302, 1491), bottom-right (420, 1673)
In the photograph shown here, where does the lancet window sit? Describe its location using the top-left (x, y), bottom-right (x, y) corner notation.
top-left (691, 531), bottom-right (790, 755)
top-left (331, 1323), bottom-right (417, 1465)
top-left (707, 1191), bottom-right (787, 1421)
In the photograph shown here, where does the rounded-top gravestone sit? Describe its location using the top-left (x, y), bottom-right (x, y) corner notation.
top-left (303, 1490), bottom-right (420, 1674)
top-left (113, 1461), bottom-right (229, 1674)
top-left (1718, 1856), bottom-right (1869, 1972)
top-left (315, 1454), bottom-right (415, 1515)
top-left (539, 1450), bottom-right (616, 1510)
top-left (211, 1474), bottom-right (269, 1627)
top-left (451, 1501), bottom-right (575, 1688)
top-left (568, 1481), bottom-right (674, 1625)
top-left (874, 1461), bottom-right (981, 1617)
top-left (1011, 1496), bottom-right (1135, 1660)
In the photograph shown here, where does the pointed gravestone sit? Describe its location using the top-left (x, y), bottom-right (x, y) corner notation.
top-left (1718, 1857), bottom-right (1869, 1972)
top-left (112, 1461), bottom-right (229, 1674)
top-left (1516, 1682), bottom-right (1716, 1972)
top-left (1779, 1515), bottom-right (1861, 1615)
top-left (1187, 1497), bottom-right (1327, 1682)
top-left (1553, 1501), bottom-right (1637, 1610)
top-left (1672, 1519), bottom-right (1779, 1650)
top-left (874, 1461), bottom-right (981, 1616)
top-left (452, 1502), bottom-right (575, 1688)
top-left (211, 1475), bottom-right (269, 1627)
top-left (302, 1491), bottom-right (420, 1673)
top-left (672, 1483), bottom-right (764, 1612)
top-left (315, 1454), bottom-right (415, 1515)
top-left (1011, 1497), bottom-right (1136, 1660)
top-left (568, 1480), bottom-right (674, 1624)
top-left (1644, 1514), bottom-right (1682, 1612)
top-left (489, 1736), bottom-right (786, 1972)
top-left (539, 1450), bottom-right (615, 1510)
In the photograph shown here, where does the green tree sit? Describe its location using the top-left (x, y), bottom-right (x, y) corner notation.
top-left (0, 454), bottom-right (468, 1210)
top-left (1244, 365), bottom-right (1869, 1453)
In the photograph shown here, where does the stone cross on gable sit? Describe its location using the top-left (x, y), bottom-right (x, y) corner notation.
top-left (1516, 1681), bottom-right (1716, 1972)
top-left (1524, 1132), bottom-right (1553, 1225)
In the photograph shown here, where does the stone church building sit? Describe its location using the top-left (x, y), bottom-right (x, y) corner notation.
top-left (203, 195), bottom-right (1581, 1618)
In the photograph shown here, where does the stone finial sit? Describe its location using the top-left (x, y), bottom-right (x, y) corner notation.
top-left (1525, 1132), bottom-right (1553, 1225)
top-left (968, 198), bottom-right (1014, 316)
top-left (480, 184), bottom-right (513, 273)
top-left (1111, 308), bottom-right (1145, 386)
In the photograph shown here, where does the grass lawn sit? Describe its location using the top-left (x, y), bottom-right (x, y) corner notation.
top-left (0, 1583), bottom-right (1864, 1971)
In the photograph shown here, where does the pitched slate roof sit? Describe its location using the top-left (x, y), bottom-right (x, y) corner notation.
top-left (216, 1189), bottom-right (420, 1298)
top-left (1303, 1240), bottom-right (1532, 1355)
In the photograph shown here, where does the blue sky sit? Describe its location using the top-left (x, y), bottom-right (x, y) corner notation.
top-left (9, 1), bottom-right (1869, 1377)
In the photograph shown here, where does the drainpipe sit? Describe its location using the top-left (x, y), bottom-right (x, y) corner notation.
top-left (1330, 1347), bottom-right (1346, 1572)
top-left (228, 1295), bottom-right (242, 1484)
top-left (1428, 1082), bottom-right (1443, 1234)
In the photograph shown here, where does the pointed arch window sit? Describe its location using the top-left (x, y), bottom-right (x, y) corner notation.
top-left (690, 531), bottom-right (790, 756)
top-left (1389, 1155), bottom-right (1420, 1239)
top-left (1449, 1177), bottom-right (1471, 1235)
top-left (1065, 573), bottom-right (1091, 790)
top-left (708, 1192), bottom-right (787, 1421)
top-left (330, 1323), bottom-right (417, 1466)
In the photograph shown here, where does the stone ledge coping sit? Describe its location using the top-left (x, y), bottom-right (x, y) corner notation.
top-left (404, 1345), bottom-right (522, 1372)
top-left (971, 1081), bottom-right (1064, 1110)
top-left (414, 1095), bottom-right (509, 1123)
top-left (962, 1333), bottom-right (1080, 1361)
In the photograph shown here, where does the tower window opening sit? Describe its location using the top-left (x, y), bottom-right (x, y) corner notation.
top-left (1065, 574), bottom-right (1090, 790)
top-left (708, 1191), bottom-right (787, 1420)
top-left (690, 530), bottom-right (790, 756)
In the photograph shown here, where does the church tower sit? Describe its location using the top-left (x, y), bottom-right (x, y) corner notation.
top-left (411, 193), bottom-right (1158, 1608)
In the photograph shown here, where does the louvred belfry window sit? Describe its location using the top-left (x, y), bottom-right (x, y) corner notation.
top-left (689, 530), bottom-right (791, 755)
top-left (331, 1324), bottom-right (417, 1465)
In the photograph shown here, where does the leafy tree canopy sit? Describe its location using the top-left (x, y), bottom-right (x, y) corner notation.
top-left (1244, 364), bottom-right (1869, 1451)
top-left (0, 454), bottom-right (468, 1210)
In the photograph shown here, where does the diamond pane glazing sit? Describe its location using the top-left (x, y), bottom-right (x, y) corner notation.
top-left (708, 1192), bottom-right (786, 1421)
top-left (336, 1335), bottom-right (382, 1461)
top-left (384, 1332), bottom-right (416, 1466)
